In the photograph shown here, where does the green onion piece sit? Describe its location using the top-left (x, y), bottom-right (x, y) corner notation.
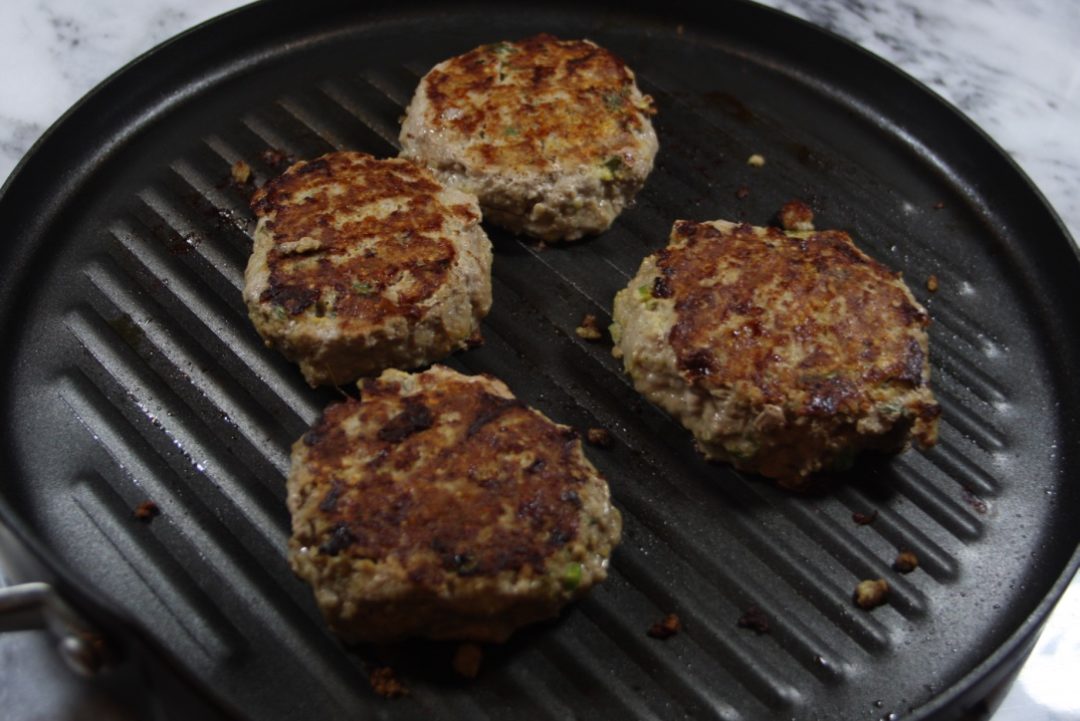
top-left (352, 281), bottom-right (375, 295)
top-left (562, 562), bottom-right (583, 590)
top-left (636, 284), bottom-right (652, 302)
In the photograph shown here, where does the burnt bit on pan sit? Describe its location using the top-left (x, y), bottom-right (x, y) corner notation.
top-left (926, 274), bottom-right (939, 293)
top-left (260, 147), bottom-right (295, 172)
top-left (133, 500), bottom-right (160, 523)
top-left (893, 549), bottom-right (919, 574)
top-left (646, 613), bottom-right (682, 639)
top-left (736, 605), bottom-right (771, 635)
top-left (369, 666), bottom-right (409, 698)
top-left (586, 427), bottom-right (613, 448)
top-left (852, 509), bottom-right (878, 526)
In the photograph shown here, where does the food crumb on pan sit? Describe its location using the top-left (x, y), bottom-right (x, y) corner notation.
top-left (452, 643), bottom-right (484, 679)
top-left (575, 313), bottom-right (604, 341)
top-left (133, 500), bottom-right (160, 523)
top-left (735, 185), bottom-right (750, 200)
top-left (369, 666), bottom-right (409, 698)
top-left (230, 159), bottom-right (252, 185)
top-left (893, 549), bottom-right (919, 574)
top-left (647, 613), bottom-right (682, 639)
top-left (736, 605), bottom-right (770, 635)
top-left (962, 488), bottom-right (988, 514)
top-left (465, 329), bottom-right (485, 349)
top-left (747, 153), bottom-right (766, 167)
top-left (932, 200), bottom-right (945, 210)
top-left (778, 199), bottom-right (815, 231)
top-left (260, 147), bottom-right (294, 171)
top-left (852, 510), bottom-right (878, 526)
top-left (586, 427), bottom-right (613, 448)
top-left (853, 579), bottom-right (890, 610)
top-left (926, 274), bottom-right (939, 292)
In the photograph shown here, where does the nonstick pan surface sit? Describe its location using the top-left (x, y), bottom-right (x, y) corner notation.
top-left (1, 1), bottom-right (1078, 720)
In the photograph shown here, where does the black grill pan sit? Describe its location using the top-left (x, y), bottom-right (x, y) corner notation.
top-left (1, 1), bottom-right (1078, 719)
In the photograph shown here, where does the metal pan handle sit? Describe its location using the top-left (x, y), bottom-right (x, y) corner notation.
top-left (0, 515), bottom-right (113, 676)
top-left (0, 580), bottom-right (111, 675)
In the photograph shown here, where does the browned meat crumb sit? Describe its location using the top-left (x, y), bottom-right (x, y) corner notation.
top-left (369, 666), bottom-right (408, 698)
top-left (133, 500), bottom-right (160, 523)
top-left (452, 643), bottom-right (484, 679)
top-left (926, 274), bottom-right (939, 292)
top-left (647, 613), bottom-right (682, 639)
top-left (852, 510), bottom-right (878, 526)
top-left (778, 199), bottom-right (815, 231)
top-left (260, 148), bottom-right (294, 171)
top-left (465, 329), bottom-right (485, 349)
top-left (962, 488), bottom-right (988, 514)
top-left (736, 606), bottom-right (770, 635)
top-left (230, 160), bottom-right (252, 185)
top-left (586, 427), bottom-right (613, 448)
top-left (853, 579), bottom-right (890, 610)
top-left (735, 185), bottom-right (750, 200)
top-left (893, 549), bottom-right (919, 574)
top-left (747, 153), bottom-right (765, 167)
top-left (932, 201), bottom-right (945, 210)
top-left (575, 313), bottom-right (604, 341)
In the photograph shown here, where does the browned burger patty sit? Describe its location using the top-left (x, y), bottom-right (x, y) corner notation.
top-left (243, 151), bottom-right (492, 386)
top-left (399, 34), bottom-right (658, 242)
top-left (611, 219), bottom-right (941, 488)
top-left (287, 365), bottom-right (622, 643)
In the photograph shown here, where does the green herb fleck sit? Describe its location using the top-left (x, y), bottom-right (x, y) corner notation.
top-left (352, 281), bottom-right (375, 295)
top-left (603, 89), bottom-right (628, 111)
top-left (503, 125), bottom-right (520, 137)
top-left (562, 562), bottom-right (583, 590)
top-left (636, 284), bottom-right (653, 302)
top-left (599, 156), bottom-right (624, 182)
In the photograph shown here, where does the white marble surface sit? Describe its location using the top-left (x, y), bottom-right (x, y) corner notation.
top-left (0, 1), bottom-right (1077, 720)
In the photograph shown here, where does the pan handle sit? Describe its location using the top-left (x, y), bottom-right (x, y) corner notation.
top-left (0, 580), bottom-right (113, 676)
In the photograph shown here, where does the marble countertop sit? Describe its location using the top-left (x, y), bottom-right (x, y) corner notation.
top-left (1, 1), bottom-right (1077, 720)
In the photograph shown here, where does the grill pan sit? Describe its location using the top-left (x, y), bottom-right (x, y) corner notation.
top-left (1, 1), bottom-right (1078, 719)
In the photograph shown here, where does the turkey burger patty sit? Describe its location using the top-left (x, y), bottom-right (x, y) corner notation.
top-left (611, 219), bottom-right (941, 488)
top-left (244, 151), bottom-right (492, 386)
top-left (287, 365), bottom-right (622, 643)
top-left (400, 34), bottom-right (658, 242)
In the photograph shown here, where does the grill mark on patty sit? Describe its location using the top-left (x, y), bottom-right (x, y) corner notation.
top-left (419, 34), bottom-right (655, 172)
top-left (662, 221), bottom-right (935, 413)
top-left (378, 399), bottom-right (435, 442)
top-left (300, 374), bottom-right (587, 582)
top-left (251, 152), bottom-right (472, 327)
top-left (466, 393), bottom-right (526, 437)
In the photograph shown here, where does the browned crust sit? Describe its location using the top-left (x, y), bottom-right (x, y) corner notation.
top-left (296, 372), bottom-right (592, 586)
top-left (660, 221), bottom-right (940, 442)
top-left (419, 34), bottom-right (656, 172)
top-left (251, 152), bottom-right (476, 328)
